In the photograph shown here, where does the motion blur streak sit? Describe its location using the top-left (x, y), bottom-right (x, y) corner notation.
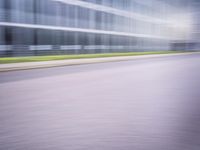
top-left (0, 22), bottom-right (170, 39)
top-left (0, 0), bottom-right (198, 56)
top-left (0, 54), bottom-right (200, 150)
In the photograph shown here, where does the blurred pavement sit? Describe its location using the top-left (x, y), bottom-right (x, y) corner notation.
top-left (0, 53), bottom-right (200, 150)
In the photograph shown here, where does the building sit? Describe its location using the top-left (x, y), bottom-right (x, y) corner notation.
top-left (0, 0), bottom-right (194, 56)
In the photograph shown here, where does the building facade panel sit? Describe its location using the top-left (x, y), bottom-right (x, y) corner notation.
top-left (0, 0), bottom-right (194, 56)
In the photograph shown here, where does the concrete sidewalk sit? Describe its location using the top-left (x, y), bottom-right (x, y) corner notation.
top-left (0, 52), bottom-right (199, 72)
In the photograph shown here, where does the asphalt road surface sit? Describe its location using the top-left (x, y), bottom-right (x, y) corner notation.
top-left (0, 54), bottom-right (200, 150)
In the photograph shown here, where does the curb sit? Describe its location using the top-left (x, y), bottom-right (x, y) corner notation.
top-left (0, 52), bottom-right (199, 72)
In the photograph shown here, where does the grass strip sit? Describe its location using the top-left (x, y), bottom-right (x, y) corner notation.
top-left (0, 51), bottom-right (184, 64)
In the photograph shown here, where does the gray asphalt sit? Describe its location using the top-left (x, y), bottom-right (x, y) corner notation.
top-left (0, 54), bottom-right (200, 150)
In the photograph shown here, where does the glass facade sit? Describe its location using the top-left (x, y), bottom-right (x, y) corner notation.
top-left (0, 0), bottom-right (193, 56)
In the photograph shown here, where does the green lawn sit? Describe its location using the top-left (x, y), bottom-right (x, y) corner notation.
top-left (0, 51), bottom-right (184, 64)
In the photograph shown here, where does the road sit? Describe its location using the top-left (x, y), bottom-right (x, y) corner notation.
top-left (0, 54), bottom-right (200, 150)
